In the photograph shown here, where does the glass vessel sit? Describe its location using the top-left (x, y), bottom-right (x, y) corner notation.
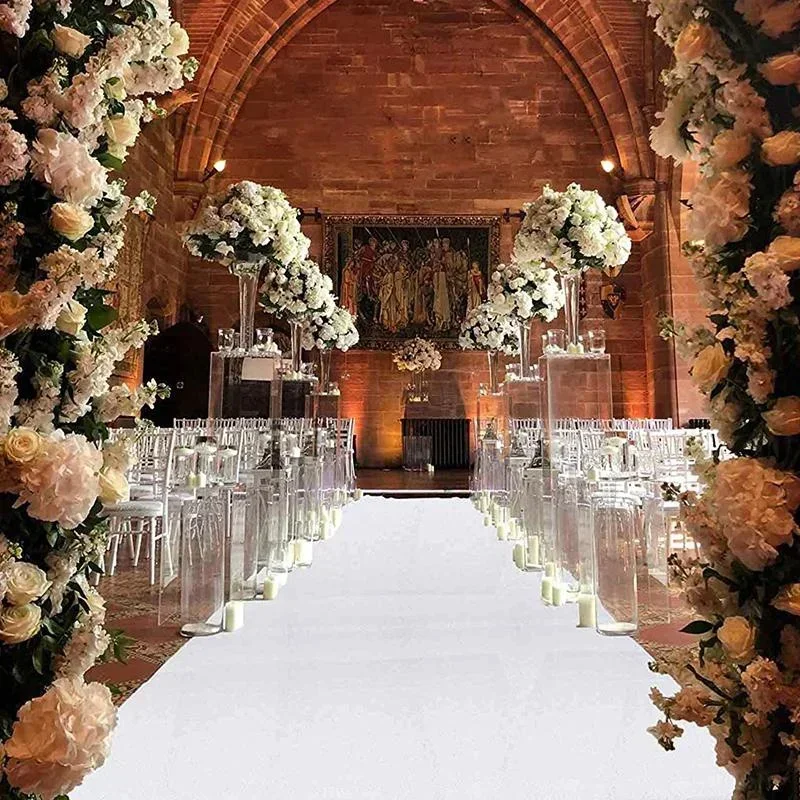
top-left (318, 348), bottom-right (332, 393)
top-left (560, 271), bottom-right (581, 347)
top-left (587, 329), bottom-right (606, 354)
top-left (218, 328), bottom-right (235, 353)
top-left (518, 318), bottom-right (532, 378)
top-left (232, 267), bottom-right (259, 351)
top-left (487, 350), bottom-right (501, 394)
top-left (289, 319), bottom-right (303, 375)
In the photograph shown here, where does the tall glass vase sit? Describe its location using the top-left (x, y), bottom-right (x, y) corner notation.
top-left (411, 369), bottom-right (427, 402)
top-left (317, 348), bottom-right (332, 393)
top-left (560, 271), bottom-right (581, 347)
top-left (289, 320), bottom-right (303, 375)
top-left (518, 319), bottom-right (532, 379)
top-left (487, 351), bottom-right (501, 394)
top-left (231, 265), bottom-right (260, 352)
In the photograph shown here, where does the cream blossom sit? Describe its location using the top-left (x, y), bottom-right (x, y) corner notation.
top-left (768, 236), bottom-right (800, 271)
top-left (30, 129), bottom-right (108, 208)
top-left (55, 298), bottom-right (87, 337)
top-left (51, 24), bottom-right (91, 57)
top-left (98, 467), bottom-right (129, 505)
top-left (0, 603), bottom-right (42, 644)
top-left (0, 119), bottom-right (30, 186)
top-left (4, 561), bottom-right (51, 605)
top-left (717, 616), bottom-right (757, 664)
top-left (709, 130), bottom-right (752, 170)
top-left (762, 131), bottom-right (800, 166)
top-left (3, 677), bottom-right (117, 800)
top-left (763, 397), bottom-right (800, 436)
top-left (691, 343), bottom-right (731, 393)
top-left (688, 169), bottom-right (751, 248)
top-left (50, 202), bottom-right (94, 241)
top-left (163, 22), bottom-right (189, 57)
top-left (760, 52), bottom-right (800, 85)
top-left (4, 427), bottom-right (42, 465)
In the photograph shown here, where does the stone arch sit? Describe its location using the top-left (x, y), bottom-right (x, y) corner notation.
top-left (177, 0), bottom-right (651, 182)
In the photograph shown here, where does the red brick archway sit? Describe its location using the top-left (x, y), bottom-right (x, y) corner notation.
top-left (177, 0), bottom-right (652, 183)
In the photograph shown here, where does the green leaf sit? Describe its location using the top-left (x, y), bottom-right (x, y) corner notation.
top-left (680, 620), bottom-right (714, 635)
top-left (86, 304), bottom-right (118, 332)
top-left (96, 151), bottom-right (124, 171)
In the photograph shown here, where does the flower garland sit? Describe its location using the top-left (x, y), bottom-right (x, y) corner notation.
top-left (513, 183), bottom-right (631, 275)
top-left (182, 181), bottom-right (310, 278)
top-left (303, 305), bottom-right (360, 352)
top-left (392, 337), bottom-right (442, 373)
top-left (458, 302), bottom-right (520, 355)
top-left (486, 261), bottom-right (563, 322)
top-left (259, 258), bottom-right (336, 322)
top-left (0, 1), bottom-right (194, 797)
top-left (642, 1), bottom-right (800, 797)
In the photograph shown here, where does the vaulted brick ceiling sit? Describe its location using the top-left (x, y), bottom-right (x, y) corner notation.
top-left (176, 0), bottom-right (654, 183)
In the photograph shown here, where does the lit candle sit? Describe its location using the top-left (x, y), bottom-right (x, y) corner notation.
top-left (526, 535), bottom-right (541, 568)
top-left (354, 489), bottom-right (363, 501)
top-left (545, 562), bottom-right (556, 579)
top-left (294, 539), bottom-right (313, 565)
top-left (271, 571), bottom-right (288, 587)
top-left (333, 508), bottom-right (343, 528)
top-left (197, 472), bottom-right (208, 488)
top-left (263, 577), bottom-right (281, 600)
top-left (551, 583), bottom-right (566, 606)
top-left (541, 576), bottom-right (553, 604)
top-left (577, 593), bottom-right (596, 628)
top-left (223, 601), bottom-right (244, 632)
top-left (497, 524), bottom-right (507, 541)
top-left (566, 343), bottom-right (580, 354)
top-left (483, 515), bottom-right (491, 527)
top-left (512, 543), bottom-right (525, 570)
top-left (187, 472), bottom-right (199, 488)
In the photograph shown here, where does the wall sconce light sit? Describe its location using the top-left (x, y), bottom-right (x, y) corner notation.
top-left (600, 158), bottom-right (616, 174)
top-left (202, 159), bottom-right (227, 182)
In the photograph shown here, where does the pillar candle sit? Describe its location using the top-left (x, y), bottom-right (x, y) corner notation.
top-left (263, 578), bottom-right (281, 600)
top-left (197, 472), bottom-right (208, 488)
top-left (295, 539), bottom-right (313, 564)
top-left (512, 543), bottom-right (525, 570)
top-left (551, 583), bottom-right (566, 606)
top-left (527, 535), bottom-right (540, 568)
top-left (541, 576), bottom-right (553, 604)
top-left (545, 561), bottom-right (556, 579)
top-left (577, 593), bottom-right (596, 628)
top-left (496, 524), bottom-right (507, 541)
top-left (333, 508), bottom-right (343, 528)
top-left (354, 489), bottom-right (363, 501)
top-left (223, 601), bottom-right (244, 632)
top-left (483, 515), bottom-right (491, 527)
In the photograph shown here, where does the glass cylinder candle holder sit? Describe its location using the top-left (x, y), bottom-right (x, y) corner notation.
top-left (545, 329), bottom-right (566, 354)
top-left (255, 327), bottom-right (274, 351)
top-left (218, 328), bottom-right (235, 353)
top-left (592, 491), bottom-right (639, 636)
top-left (587, 329), bottom-right (607, 354)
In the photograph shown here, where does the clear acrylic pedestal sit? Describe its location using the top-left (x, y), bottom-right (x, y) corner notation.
top-left (476, 390), bottom-right (506, 454)
top-left (209, 352), bottom-right (282, 419)
top-left (503, 375), bottom-right (543, 423)
top-left (305, 391), bottom-right (342, 420)
top-left (279, 376), bottom-right (319, 419)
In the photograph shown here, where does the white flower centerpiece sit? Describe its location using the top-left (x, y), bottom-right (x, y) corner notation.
top-left (513, 183), bottom-right (631, 346)
top-left (642, 2), bottom-right (800, 798)
top-left (487, 261), bottom-right (562, 378)
top-left (182, 181), bottom-right (310, 350)
top-left (459, 302), bottom-right (520, 394)
top-left (393, 337), bottom-right (442, 403)
top-left (302, 306), bottom-right (359, 394)
top-left (0, 1), bottom-right (194, 797)
top-left (260, 258), bottom-right (336, 379)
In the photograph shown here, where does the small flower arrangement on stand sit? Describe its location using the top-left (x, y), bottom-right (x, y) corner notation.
top-left (260, 259), bottom-right (336, 380)
top-left (182, 181), bottom-right (310, 350)
top-left (487, 261), bottom-right (562, 378)
top-left (459, 302), bottom-right (520, 394)
top-left (512, 183), bottom-right (631, 347)
top-left (303, 305), bottom-right (360, 395)
top-left (393, 337), bottom-right (442, 403)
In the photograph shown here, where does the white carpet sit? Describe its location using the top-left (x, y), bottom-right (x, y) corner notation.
top-left (75, 497), bottom-right (732, 800)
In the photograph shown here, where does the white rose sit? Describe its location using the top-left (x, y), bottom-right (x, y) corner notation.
top-left (717, 616), bottom-right (756, 664)
top-left (55, 299), bottom-right (87, 337)
top-left (104, 115), bottom-right (139, 148)
top-left (52, 25), bottom-right (92, 58)
top-left (0, 603), bottom-right (42, 644)
top-left (105, 78), bottom-right (126, 101)
top-left (763, 131), bottom-right (800, 166)
top-left (4, 562), bottom-right (51, 606)
top-left (164, 23), bottom-right (190, 58)
top-left (50, 202), bottom-right (94, 241)
top-left (98, 467), bottom-right (129, 505)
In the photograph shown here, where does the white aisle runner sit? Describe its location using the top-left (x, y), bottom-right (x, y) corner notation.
top-left (75, 498), bottom-right (732, 800)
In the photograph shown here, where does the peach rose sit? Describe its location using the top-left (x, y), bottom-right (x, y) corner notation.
top-left (691, 343), bottom-right (731, 393)
top-left (762, 131), bottom-right (800, 166)
top-left (711, 130), bottom-right (752, 169)
top-left (760, 1), bottom-right (800, 38)
top-left (4, 677), bottom-right (117, 800)
top-left (51, 24), bottom-right (92, 58)
top-left (760, 52), bottom-right (800, 85)
top-left (0, 291), bottom-right (29, 339)
top-left (763, 396), bottom-right (800, 436)
top-left (717, 616), bottom-right (757, 663)
top-left (4, 562), bottom-right (51, 606)
top-left (768, 236), bottom-right (800, 271)
top-left (50, 202), bottom-right (93, 241)
top-left (4, 427), bottom-right (42, 466)
top-left (0, 603), bottom-right (42, 644)
top-left (675, 22), bottom-right (718, 63)
top-left (773, 583), bottom-right (800, 616)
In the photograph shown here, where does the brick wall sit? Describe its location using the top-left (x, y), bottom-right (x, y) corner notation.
top-left (185, 0), bottom-right (651, 467)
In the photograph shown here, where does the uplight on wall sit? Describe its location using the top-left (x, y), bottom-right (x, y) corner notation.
top-left (600, 158), bottom-right (616, 174)
top-left (202, 159), bottom-right (227, 182)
